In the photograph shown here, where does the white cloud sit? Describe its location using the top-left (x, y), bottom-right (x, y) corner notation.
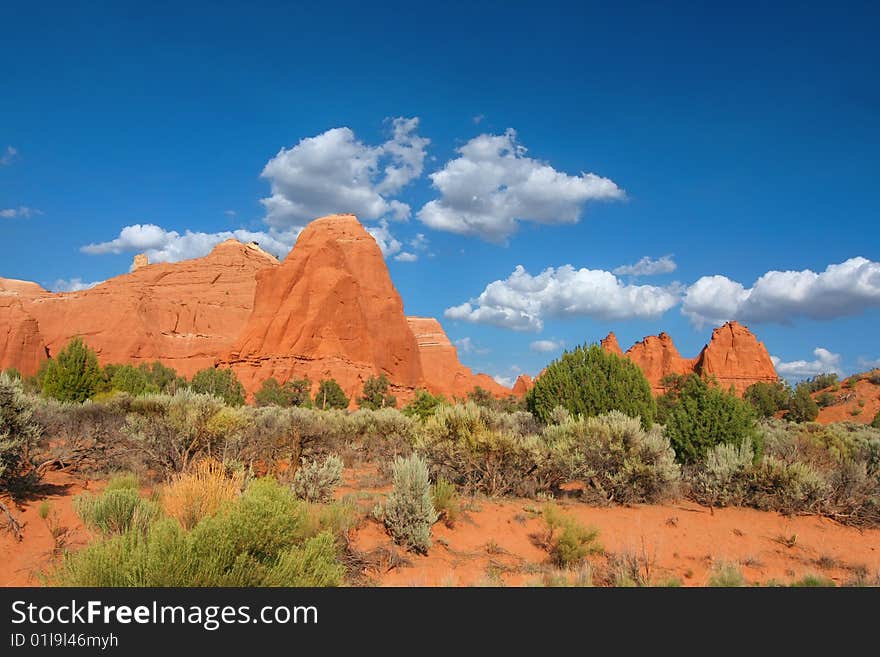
top-left (530, 339), bottom-right (564, 353)
top-left (0, 206), bottom-right (41, 219)
top-left (613, 255), bottom-right (677, 277)
top-left (394, 252), bottom-right (417, 262)
top-left (856, 356), bottom-right (880, 371)
top-left (445, 264), bottom-right (680, 331)
top-left (81, 223), bottom-right (298, 262)
top-left (472, 114), bottom-right (485, 125)
top-left (366, 219), bottom-right (402, 258)
top-left (453, 337), bottom-right (489, 355)
top-left (260, 117), bottom-right (428, 229)
top-left (492, 374), bottom-right (514, 387)
top-left (0, 146), bottom-right (17, 166)
top-left (771, 348), bottom-right (843, 379)
top-left (683, 257), bottom-right (880, 327)
top-left (51, 278), bottom-right (102, 292)
top-left (224, 209), bottom-right (237, 217)
top-left (417, 129), bottom-right (624, 242)
top-left (409, 233), bottom-right (429, 251)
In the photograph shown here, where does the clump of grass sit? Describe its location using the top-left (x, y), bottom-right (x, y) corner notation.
top-left (791, 574), bottom-right (836, 587)
top-left (707, 562), bottom-right (746, 587)
top-left (38, 501), bottom-right (70, 558)
top-left (162, 459), bottom-right (242, 530)
top-left (542, 503), bottom-right (602, 567)
top-left (103, 472), bottom-right (140, 492)
top-left (74, 486), bottom-right (159, 535)
top-left (431, 477), bottom-right (460, 527)
top-left (534, 563), bottom-right (594, 587)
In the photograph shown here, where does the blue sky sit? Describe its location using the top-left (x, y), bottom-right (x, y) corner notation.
top-left (2, 1), bottom-right (878, 385)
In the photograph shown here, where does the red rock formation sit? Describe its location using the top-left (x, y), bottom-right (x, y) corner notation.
top-left (512, 374), bottom-right (534, 396)
top-left (0, 288), bottom-right (49, 375)
top-left (600, 332), bottom-right (623, 356)
top-left (224, 214), bottom-right (426, 401)
top-left (625, 332), bottom-right (696, 394)
top-left (692, 321), bottom-right (779, 394)
top-left (0, 240), bottom-right (278, 377)
top-left (406, 317), bottom-right (510, 399)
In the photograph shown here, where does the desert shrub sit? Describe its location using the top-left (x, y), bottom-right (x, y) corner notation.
top-left (41, 337), bottom-right (102, 402)
top-left (872, 411), bottom-right (880, 429)
top-left (377, 454), bottom-right (437, 553)
top-left (189, 367), bottom-right (245, 406)
top-left (104, 364), bottom-right (151, 396)
top-left (162, 459), bottom-right (243, 530)
top-left (542, 504), bottom-right (601, 567)
top-left (122, 390), bottom-right (225, 474)
top-left (744, 381), bottom-right (791, 418)
top-left (315, 379), bottom-right (348, 410)
top-left (104, 472), bottom-right (140, 492)
top-left (527, 344), bottom-right (655, 426)
top-left (787, 383), bottom-right (819, 423)
top-left (815, 391), bottom-right (836, 408)
top-left (431, 477), bottom-right (460, 526)
top-left (663, 375), bottom-right (759, 464)
top-left (73, 486), bottom-right (159, 535)
top-left (868, 371), bottom-right (880, 386)
top-left (358, 374), bottom-right (397, 410)
top-left (544, 411), bottom-right (680, 503)
top-left (291, 454), bottom-right (343, 503)
top-left (418, 403), bottom-right (573, 497)
top-left (707, 562), bottom-right (746, 587)
top-left (690, 440), bottom-right (755, 507)
top-left (401, 391), bottom-right (449, 422)
top-left (0, 373), bottom-right (40, 491)
top-left (1, 367), bottom-right (22, 380)
top-left (56, 477), bottom-right (345, 586)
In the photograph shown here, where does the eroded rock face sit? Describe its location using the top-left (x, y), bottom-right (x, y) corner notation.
top-left (692, 321), bottom-right (778, 394)
top-left (600, 332), bottom-right (623, 356)
top-left (512, 374), bottom-right (534, 396)
top-left (224, 214), bottom-right (426, 400)
top-left (625, 332), bottom-right (696, 394)
top-left (407, 316), bottom-right (511, 399)
top-left (0, 240), bottom-right (278, 377)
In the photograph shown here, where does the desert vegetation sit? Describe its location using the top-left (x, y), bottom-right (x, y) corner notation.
top-left (2, 338), bottom-right (879, 586)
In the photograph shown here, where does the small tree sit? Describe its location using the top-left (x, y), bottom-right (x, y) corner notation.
top-left (664, 375), bottom-right (759, 464)
top-left (141, 361), bottom-right (186, 393)
top-left (787, 383), bottom-right (819, 423)
top-left (283, 378), bottom-right (312, 407)
top-left (189, 367), bottom-right (245, 406)
top-left (0, 373), bottom-right (40, 491)
top-left (358, 374), bottom-right (397, 410)
top-left (254, 377), bottom-right (290, 407)
top-left (108, 364), bottom-right (152, 396)
top-left (402, 390), bottom-right (448, 421)
top-left (527, 344), bottom-right (656, 426)
top-left (743, 381), bottom-right (791, 418)
top-left (41, 337), bottom-right (102, 402)
top-left (316, 379), bottom-right (348, 410)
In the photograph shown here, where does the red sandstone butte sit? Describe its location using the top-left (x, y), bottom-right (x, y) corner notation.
top-left (600, 322), bottom-right (778, 395)
top-left (512, 374), bottom-right (534, 396)
top-left (599, 331), bottom-right (623, 356)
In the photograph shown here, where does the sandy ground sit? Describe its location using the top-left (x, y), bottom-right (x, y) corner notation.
top-left (816, 378), bottom-right (880, 425)
top-left (2, 468), bottom-right (878, 587)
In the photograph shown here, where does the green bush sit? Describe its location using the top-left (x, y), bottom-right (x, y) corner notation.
top-left (73, 487), bottom-right (159, 534)
top-left (189, 367), bottom-right (245, 406)
top-left (254, 378), bottom-right (287, 407)
top-left (315, 379), bottom-right (348, 410)
top-left (527, 344), bottom-right (655, 426)
top-left (291, 454), bottom-right (344, 503)
top-left (663, 375), bottom-right (759, 464)
top-left (0, 373), bottom-right (40, 490)
top-left (815, 391), bottom-right (836, 408)
top-left (543, 411), bottom-right (680, 503)
top-left (56, 478), bottom-right (345, 586)
top-left (542, 504), bottom-right (601, 567)
top-left (804, 373), bottom-right (839, 393)
top-left (872, 411), bottom-right (880, 429)
top-left (743, 381), bottom-right (791, 418)
top-left (402, 390), bottom-right (448, 421)
top-left (377, 454), bottom-right (437, 553)
top-left (787, 383), bottom-right (819, 423)
top-left (41, 337), bottom-right (102, 402)
top-left (431, 477), bottom-right (460, 526)
top-left (358, 374), bottom-right (397, 410)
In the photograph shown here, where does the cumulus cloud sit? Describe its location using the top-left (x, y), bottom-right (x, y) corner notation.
top-left (51, 278), bottom-right (102, 292)
top-left (530, 339), bottom-right (564, 353)
top-left (492, 374), bottom-right (515, 387)
top-left (417, 129), bottom-right (624, 242)
top-left (0, 146), bottom-right (17, 165)
top-left (0, 206), bottom-right (41, 219)
top-left (365, 219), bottom-right (403, 258)
top-left (771, 348), bottom-right (843, 379)
top-left (394, 252), bottom-right (417, 262)
top-left (453, 337), bottom-right (489, 355)
top-left (445, 264), bottom-right (680, 331)
top-left (260, 117), bottom-right (428, 229)
top-left (682, 257), bottom-right (880, 327)
top-left (613, 255), bottom-right (677, 277)
top-left (81, 223), bottom-right (299, 262)
top-left (857, 356), bottom-right (880, 370)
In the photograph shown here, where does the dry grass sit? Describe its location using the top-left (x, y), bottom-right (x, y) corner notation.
top-left (161, 458), bottom-right (243, 530)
